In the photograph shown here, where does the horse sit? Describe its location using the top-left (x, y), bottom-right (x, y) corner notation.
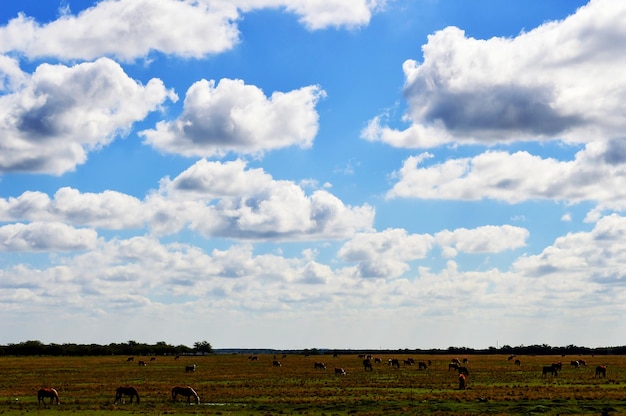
top-left (542, 365), bottom-right (558, 377)
top-left (418, 361), bottom-right (428, 369)
top-left (596, 365), bottom-right (607, 377)
top-left (172, 386), bottom-right (199, 404)
top-left (334, 367), bottom-right (346, 376)
top-left (515, 359), bottom-right (521, 366)
top-left (363, 359), bottom-right (373, 371)
top-left (114, 386), bottom-right (140, 404)
top-left (185, 364), bottom-right (196, 372)
top-left (448, 362), bottom-right (459, 371)
top-left (37, 388), bottom-right (59, 405)
top-left (458, 373), bottom-right (466, 389)
top-left (150, 357), bottom-right (156, 361)
top-left (314, 362), bottom-right (326, 370)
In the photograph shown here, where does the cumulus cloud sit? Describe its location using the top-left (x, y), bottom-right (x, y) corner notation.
top-left (233, 0), bottom-right (386, 30)
top-left (0, 160), bottom-right (375, 241)
top-left (141, 79), bottom-right (325, 157)
top-left (338, 225), bottom-right (527, 278)
top-left (155, 159), bottom-right (375, 240)
top-left (0, 0), bottom-right (382, 63)
top-left (364, 0), bottom-right (626, 147)
top-left (0, 57), bottom-right (176, 175)
top-left (0, 0), bottom-right (240, 61)
top-left (386, 142), bottom-right (626, 215)
top-left (0, 222), bottom-right (97, 252)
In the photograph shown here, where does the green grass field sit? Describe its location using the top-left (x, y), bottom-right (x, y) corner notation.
top-left (0, 353), bottom-right (624, 415)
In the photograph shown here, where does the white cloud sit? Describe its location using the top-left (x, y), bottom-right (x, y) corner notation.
top-left (435, 225), bottom-right (528, 258)
top-left (141, 79), bottom-right (325, 158)
top-left (0, 58), bottom-right (176, 175)
top-left (386, 143), bottom-right (626, 214)
top-left (0, 222), bottom-right (97, 252)
top-left (0, 0), bottom-right (241, 61)
top-left (233, 0), bottom-right (385, 30)
top-left (364, 0), bottom-right (626, 148)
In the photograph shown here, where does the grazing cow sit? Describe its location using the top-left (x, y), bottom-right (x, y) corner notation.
top-left (403, 359), bottom-right (413, 366)
top-left (185, 364), bottom-right (196, 373)
top-left (448, 363), bottom-right (459, 371)
top-left (37, 388), bottom-right (59, 405)
top-left (596, 365), bottom-right (607, 377)
top-left (507, 354), bottom-right (516, 361)
top-left (451, 358), bottom-right (460, 365)
top-left (457, 366), bottom-right (469, 376)
top-left (248, 356), bottom-right (258, 361)
top-left (272, 360), bottom-right (282, 367)
top-left (552, 362), bottom-right (562, 370)
top-left (374, 357), bottom-right (382, 364)
top-left (570, 360), bottom-right (580, 368)
top-left (334, 367), bottom-right (346, 376)
top-left (458, 373), bottom-right (467, 390)
top-left (174, 355), bottom-right (180, 360)
top-left (314, 362), bottom-right (326, 370)
top-left (418, 361), bottom-right (428, 370)
top-left (578, 359), bottom-right (587, 366)
top-left (115, 386), bottom-right (140, 404)
top-left (514, 359), bottom-right (521, 366)
top-left (462, 358), bottom-right (469, 364)
top-left (126, 356), bottom-right (134, 362)
top-left (150, 357), bottom-right (156, 361)
top-left (542, 365), bottom-right (558, 377)
top-left (390, 358), bottom-right (400, 369)
top-left (172, 386), bottom-right (199, 404)
top-left (138, 360), bottom-right (147, 366)
top-left (363, 359), bottom-right (373, 371)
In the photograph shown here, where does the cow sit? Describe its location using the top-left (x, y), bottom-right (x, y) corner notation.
top-left (515, 359), bottom-right (521, 366)
top-left (542, 365), bottom-right (558, 377)
top-left (314, 362), bottom-right (326, 370)
top-left (126, 357), bottom-right (134, 362)
top-left (418, 361), bottom-right (428, 370)
top-left (363, 359), bottom-right (373, 371)
top-left (138, 360), bottom-right (147, 366)
top-left (37, 388), bottom-right (59, 405)
top-left (570, 360), bottom-right (580, 368)
top-left (390, 358), bottom-right (400, 369)
top-left (335, 367), bottom-right (346, 376)
top-left (403, 359), bottom-right (413, 366)
top-left (185, 364), bottom-right (196, 373)
top-left (448, 362), bottom-right (459, 371)
top-left (596, 365), bottom-right (607, 377)
top-left (150, 357), bottom-right (156, 361)
top-left (272, 360), bottom-right (282, 367)
top-left (457, 366), bottom-right (469, 376)
top-left (374, 357), bottom-right (382, 364)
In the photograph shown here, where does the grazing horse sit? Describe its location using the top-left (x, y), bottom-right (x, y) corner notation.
top-left (115, 386), bottom-right (140, 404)
top-left (542, 365), bottom-right (558, 377)
top-left (335, 367), bottom-right (346, 376)
top-left (448, 362), bottom-right (459, 371)
top-left (185, 364), bottom-right (196, 373)
top-left (314, 362), bottom-right (326, 370)
top-left (150, 357), bottom-right (156, 361)
top-left (37, 388), bottom-right (59, 405)
top-left (458, 373), bottom-right (467, 389)
top-left (363, 359), bottom-right (373, 371)
top-left (418, 361), bottom-right (428, 369)
top-left (172, 386), bottom-right (199, 404)
top-left (596, 365), bottom-right (607, 377)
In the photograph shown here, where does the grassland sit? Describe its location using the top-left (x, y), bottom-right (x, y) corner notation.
top-left (0, 353), bottom-right (625, 415)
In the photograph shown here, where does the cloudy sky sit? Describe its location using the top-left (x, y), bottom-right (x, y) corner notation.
top-left (1, 0), bottom-right (625, 350)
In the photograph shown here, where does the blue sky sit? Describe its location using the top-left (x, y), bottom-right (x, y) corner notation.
top-left (1, 0), bottom-right (624, 350)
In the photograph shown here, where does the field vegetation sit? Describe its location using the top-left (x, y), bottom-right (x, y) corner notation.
top-left (1, 353), bottom-right (624, 415)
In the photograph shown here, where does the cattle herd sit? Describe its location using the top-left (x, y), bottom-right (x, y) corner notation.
top-left (35, 353), bottom-right (611, 406)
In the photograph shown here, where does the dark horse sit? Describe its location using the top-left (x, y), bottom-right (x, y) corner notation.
top-left (172, 386), bottom-right (199, 404)
top-left (115, 386), bottom-right (140, 404)
top-left (596, 365), bottom-right (607, 377)
top-left (37, 388), bottom-right (59, 405)
top-left (542, 365), bottom-right (558, 377)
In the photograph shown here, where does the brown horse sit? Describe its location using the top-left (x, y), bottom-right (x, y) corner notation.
top-left (37, 388), bottom-right (59, 405)
top-left (115, 386), bottom-right (140, 404)
top-left (596, 365), bottom-right (607, 377)
top-left (172, 386), bottom-right (199, 404)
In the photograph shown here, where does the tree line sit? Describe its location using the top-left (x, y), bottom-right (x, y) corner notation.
top-left (0, 340), bottom-right (212, 356)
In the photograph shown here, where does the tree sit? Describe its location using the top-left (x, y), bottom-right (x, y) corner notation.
top-left (194, 340), bottom-right (213, 355)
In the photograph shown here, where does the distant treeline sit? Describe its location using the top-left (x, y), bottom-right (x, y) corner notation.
top-left (0, 340), bottom-right (212, 356)
top-left (2, 340), bottom-right (625, 357)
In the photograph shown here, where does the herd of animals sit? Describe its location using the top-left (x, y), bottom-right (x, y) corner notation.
top-left (34, 354), bottom-right (610, 406)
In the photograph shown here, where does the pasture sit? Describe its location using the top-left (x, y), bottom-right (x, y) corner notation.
top-left (0, 353), bottom-right (625, 415)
